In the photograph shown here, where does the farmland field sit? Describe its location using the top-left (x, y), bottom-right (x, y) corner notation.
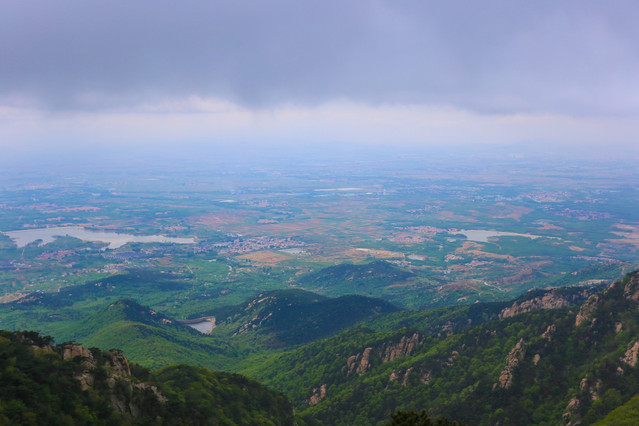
top-left (1, 152), bottom-right (638, 322)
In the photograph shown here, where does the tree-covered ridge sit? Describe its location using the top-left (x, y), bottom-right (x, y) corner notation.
top-left (294, 260), bottom-right (414, 297)
top-left (240, 271), bottom-right (639, 425)
top-left (0, 330), bottom-right (296, 425)
top-left (209, 289), bottom-right (399, 347)
top-left (56, 298), bottom-right (244, 370)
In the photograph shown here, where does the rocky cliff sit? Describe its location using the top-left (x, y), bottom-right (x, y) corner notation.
top-left (347, 332), bottom-right (422, 376)
top-left (499, 287), bottom-right (599, 319)
top-left (35, 341), bottom-right (167, 416)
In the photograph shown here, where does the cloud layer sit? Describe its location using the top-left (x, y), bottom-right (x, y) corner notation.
top-left (1, 1), bottom-right (638, 154)
top-left (3, 0), bottom-right (638, 114)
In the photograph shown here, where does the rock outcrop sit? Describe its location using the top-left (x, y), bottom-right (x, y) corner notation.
top-left (356, 347), bottom-right (373, 375)
top-left (541, 324), bottom-right (556, 341)
top-left (494, 338), bottom-right (526, 389)
top-left (563, 396), bottom-right (581, 425)
top-left (347, 333), bottom-right (422, 376)
top-left (621, 340), bottom-right (639, 367)
top-left (623, 273), bottom-right (639, 301)
top-left (500, 288), bottom-right (598, 319)
top-left (42, 341), bottom-right (165, 416)
top-left (308, 384), bottom-right (327, 406)
top-left (575, 294), bottom-right (600, 327)
top-left (62, 344), bottom-right (97, 390)
top-left (580, 377), bottom-right (602, 401)
top-left (382, 333), bottom-right (420, 362)
top-left (576, 273), bottom-right (639, 327)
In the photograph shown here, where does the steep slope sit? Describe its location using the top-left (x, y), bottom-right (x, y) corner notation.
top-left (595, 393), bottom-right (639, 425)
top-left (57, 299), bottom-right (242, 370)
top-left (240, 272), bottom-right (639, 425)
top-left (209, 289), bottom-right (399, 347)
top-left (0, 330), bottom-right (296, 425)
top-left (364, 283), bottom-right (603, 336)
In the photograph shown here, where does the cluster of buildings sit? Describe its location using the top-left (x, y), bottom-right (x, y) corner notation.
top-left (214, 236), bottom-right (305, 254)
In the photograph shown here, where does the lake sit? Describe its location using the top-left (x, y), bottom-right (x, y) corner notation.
top-left (2, 226), bottom-right (196, 249)
top-left (457, 230), bottom-right (544, 243)
top-left (180, 317), bottom-right (216, 334)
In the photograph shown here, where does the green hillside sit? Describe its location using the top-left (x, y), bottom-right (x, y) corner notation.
top-left (294, 260), bottom-right (414, 296)
top-left (238, 271), bottom-right (639, 425)
top-left (209, 289), bottom-right (399, 347)
top-left (0, 269), bottom-right (196, 337)
top-left (3, 265), bottom-right (639, 424)
top-left (595, 393), bottom-right (639, 425)
top-left (56, 299), bottom-right (244, 370)
top-left (0, 330), bottom-right (296, 425)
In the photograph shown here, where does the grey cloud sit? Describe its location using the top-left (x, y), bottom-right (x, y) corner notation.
top-left (1, 0), bottom-right (638, 115)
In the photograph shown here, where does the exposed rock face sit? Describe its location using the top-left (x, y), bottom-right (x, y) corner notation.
top-left (347, 333), bottom-right (422, 376)
top-left (62, 344), bottom-right (96, 390)
top-left (388, 368), bottom-right (431, 386)
top-left (499, 288), bottom-right (599, 319)
top-left (49, 342), bottom-right (165, 415)
top-left (401, 367), bottom-right (414, 387)
top-left (541, 324), bottom-right (556, 341)
top-left (562, 377), bottom-right (602, 425)
top-left (575, 294), bottom-right (600, 327)
top-left (575, 273), bottom-right (639, 327)
top-left (622, 274), bottom-right (639, 301)
top-left (621, 340), bottom-right (639, 367)
top-left (356, 347), bottom-right (373, 375)
top-left (308, 384), bottom-right (327, 406)
top-left (494, 339), bottom-right (526, 390)
top-left (347, 355), bottom-right (359, 375)
top-left (580, 377), bottom-right (602, 401)
top-left (106, 349), bottom-right (131, 377)
top-left (563, 397), bottom-right (581, 425)
top-left (62, 344), bottom-right (94, 362)
top-left (382, 333), bottom-right (420, 363)
top-left (533, 354), bottom-right (541, 366)
top-left (235, 312), bottom-right (273, 335)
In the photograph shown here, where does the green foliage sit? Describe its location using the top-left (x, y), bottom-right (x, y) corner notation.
top-left (295, 260), bottom-right (414, 297)
top-left (0, 330), bottom-right (296, 425)
top-left (210, 289), bottom-right (399, 347)
top-left (151, 365), bottom-right (296, 425)
top-left (237, 271), bottom-right (639, 425)
top-left (56, 298), bottom-right (242, 370)
top-left (595, 393), bottom-right (639, 425)
top-left (0, 330), bottom-right (124, 424)
top-left (387, 410), bottom-right (465, 425)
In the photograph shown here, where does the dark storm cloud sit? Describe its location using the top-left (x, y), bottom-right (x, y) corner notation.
top-left (1, 0), bottom-right (638, 114)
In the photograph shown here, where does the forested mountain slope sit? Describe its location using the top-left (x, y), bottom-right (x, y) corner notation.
top-left (240, 272), bottom-right (639, 425)
top-left (208, 289), bottom-right (399, 347)
top-left (0, 330), bottom-right (296, 425)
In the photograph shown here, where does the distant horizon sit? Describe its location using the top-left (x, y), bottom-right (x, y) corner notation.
top-left (3, 140), bottom-right (639, 172)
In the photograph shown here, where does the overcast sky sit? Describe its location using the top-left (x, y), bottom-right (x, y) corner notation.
top-left (2, 0), bottom-right (638, 159)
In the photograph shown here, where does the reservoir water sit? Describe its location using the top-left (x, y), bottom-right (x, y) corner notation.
top-left (2, 226), bottom-right (196, 249)
top-left (180, 317), bottom-right (216, 334)
top-left (457, 230), bottom-right (543, 243)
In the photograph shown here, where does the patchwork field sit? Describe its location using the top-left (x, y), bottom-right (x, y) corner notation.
top-left (1, 154), bottom-right (638, 314)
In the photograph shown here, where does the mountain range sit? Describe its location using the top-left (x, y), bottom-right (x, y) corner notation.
top-left (4, 268), bottom-right (639, 424)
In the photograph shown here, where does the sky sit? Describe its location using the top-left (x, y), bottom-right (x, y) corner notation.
top-left (1, 0), bottom-right (639, 161)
